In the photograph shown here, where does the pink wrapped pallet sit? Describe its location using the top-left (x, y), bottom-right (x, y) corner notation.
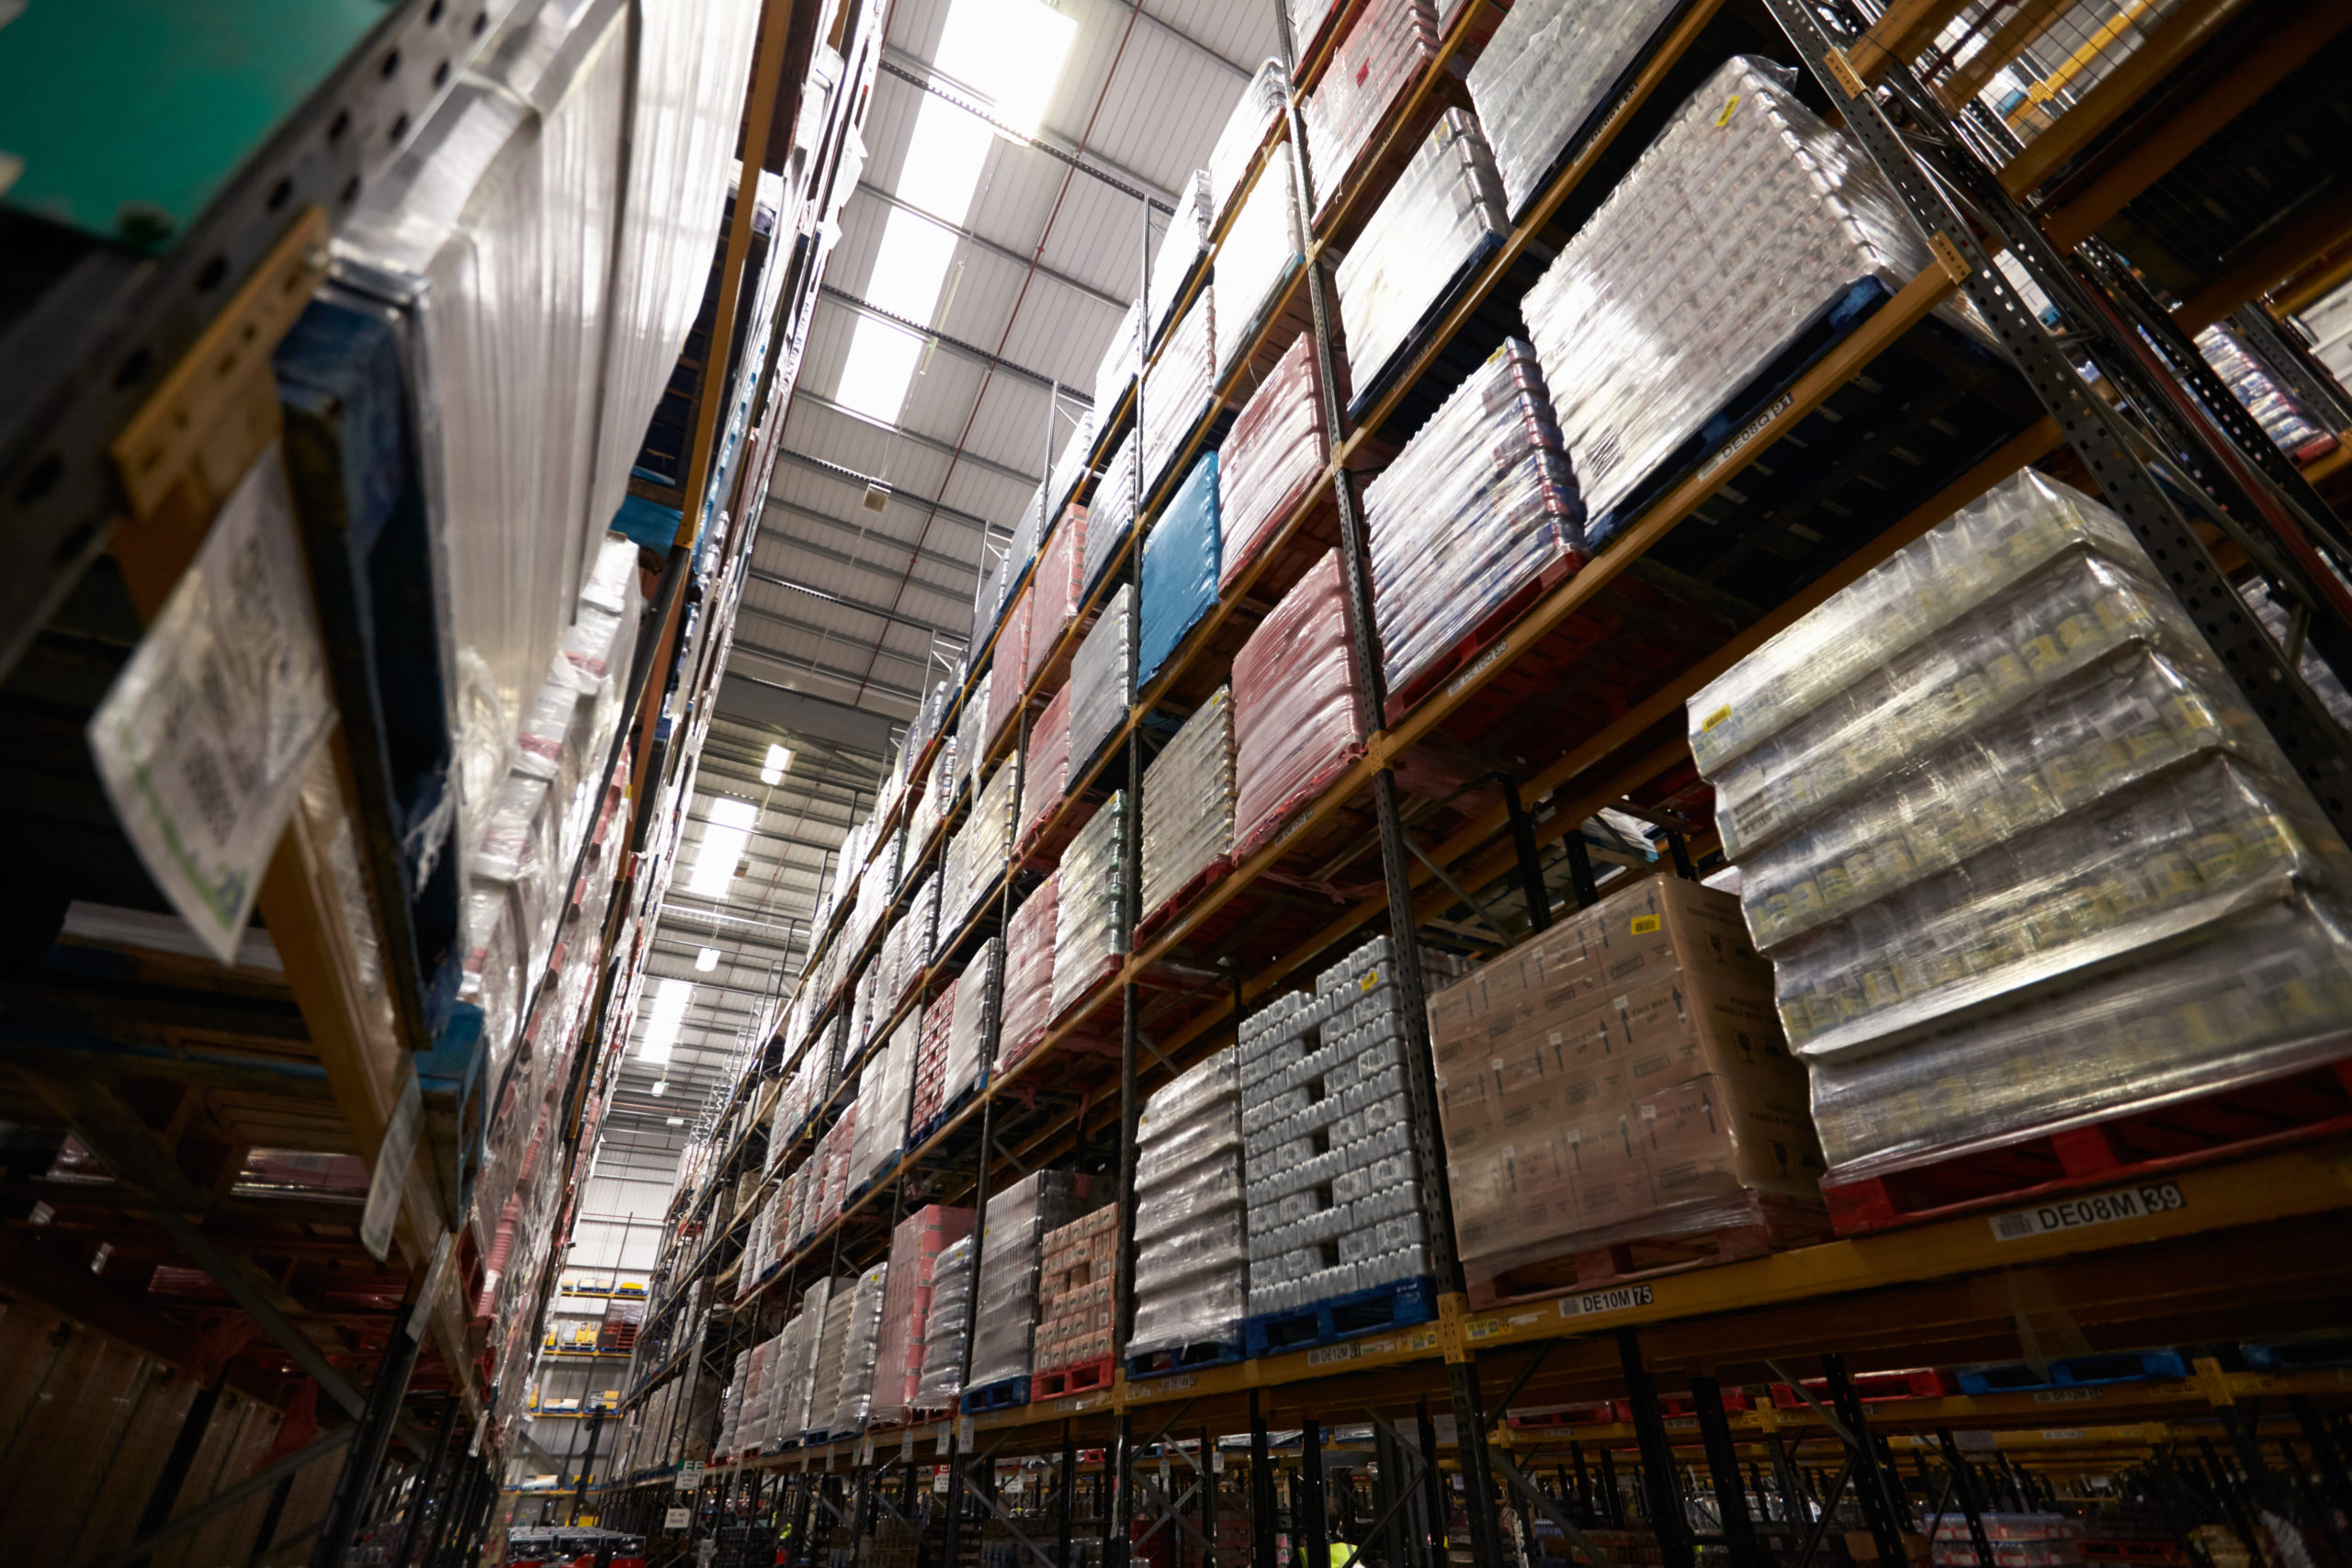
top-left (1302, 0), bottom-right (1441, 220)
top-left (1232, 549), bottom-right (1367, 859)
top-left (1028, 503), bottom-right (1089, 687)
top-left (908, 983), bottom-right (956, 1136)
top-left (1219, 334), bottom-right (1329, 592)
top-left (998, 874), bottom-right (1060, 1072)
top-left (1017, 682), bottom-right (1073, 858)
top-left (985, 583), bottom-right (1033, 757)
top-left (869, 1203), bottom-right (975, 1425)
top-left (823, 1104), bottom-right (856, 1218)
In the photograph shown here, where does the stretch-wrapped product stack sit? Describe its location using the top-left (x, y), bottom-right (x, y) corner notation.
top-left (1364, 338), bottom-right (1583, 699)
top-left (1139, 455), bottom-right (1222, 684)
top-left (1686, 469), bottom-right (2352, 1191)
top-left (1466, 0), bottom-right (1686, 219)
top-left (1521, 56), bottom-right (1933, 544)
top-left (1052, 793), bottom-right (1126, 1023)
top-left (2198, 321), bottom-right (2335, 460)
top-left (847, 1010), bottom-right (918, 1194)
top-left (1069, 584), bottom-right (1134, 772)
top-left (1300, 0), bottom-right (1440, 220)
top-left (944, 940), bottom-right (997, 1111)
top-left (1216, 154), bottom-right (1305, 377)
top-left (1144, 288), bottom-right (1216, 491)
top-left (1029, 502), bottom-right (1090, 685)
top-left (1016, 683), bottom-right (1074, 857)
top-left (1140, 686), bottom-right (1237, 931)
top-left (986, 584), bottom-right (1034, 756)
top-left (1337, 110), bottom-right (1510, 403)
top-left (966, 1171), bottom-right (1100, 1395)
top-left (912, 1233), bottom-right (974, 1406)
top-left (1218, 335), bottom-right (1329, 592)
top-left (1096, 298), bottom-right (1146, 416)
top-left (1209, 62), bottom-right (1290, 220)
top-left (1128, 1049), bottom-right (1249, 1368)
top-left (909, 737), bottom-right (958, 858)
top-left (1085, 430), bottom-right (1140, 598)
top-left (1051, 412), bottom-right (1100, 518)
top-left (998, 876), bottom-right (1060, 1073)
top-left (870, 1205), bottom-right (974, 1425)
top-left (1233, 551), bottom-right (1366, 858)
top-left (941, 754), bottom-right (1018, 938)
top-left (1148, 173), bottom-right (1216, 344)
top-left (827, 1262), bottom-right (889, 1437)
top-left (1033, 1205), bottom-right (1120, 1377)
top-left (908, 993), bottom-right (955, 1139)
top-left (1242, 936), bottom-right (1433, 1315)
top-left (803, 1282), bottom-right (858, 1439)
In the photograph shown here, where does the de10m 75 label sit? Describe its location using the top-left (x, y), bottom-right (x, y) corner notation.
top-left (1988, 1181), bottom-right (2186, 1242)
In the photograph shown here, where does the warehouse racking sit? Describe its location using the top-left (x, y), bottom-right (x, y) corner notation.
top-left (0, 0), bottom-right (878, 1560)
top-left (587, 0), bottom-right (2352, 1564)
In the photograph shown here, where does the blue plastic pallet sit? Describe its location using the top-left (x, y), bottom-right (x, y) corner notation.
top-left (1245, 1275), bottom-right (1437, 1359)
top-left (1955, 1348), bottom-right (2188, 1395)
top-left (2241, 1337), bottom-right (2352, 1371)
top-left (962, 1375), bottom-right (1032, 1414)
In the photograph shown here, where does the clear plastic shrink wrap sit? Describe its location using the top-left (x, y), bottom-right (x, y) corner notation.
top-left (1051, 411), bottom-right (1100, 519)
top-left (1521, 56), bottom-right (1933, 541)
top-left (1095, 298), bottom-right (1146, 416)
top-left (1216, 154), bottom-right (1306, 377)
top-left (912, 1234), bottom-right (975, 1405)
top-left (1299, 0), bottom-right (1440, 220)
top-left (1218, 335), bottom-right (1329, 592)
top-left (1364, 338), bottom-right (1583, 697)
top-left (888, 873), bottom-right (939, 1012)
top-left (1033, 1205), bottom-right (1120, 1372)
top-left (1243, 937), bottom-right (1435, 1313)
top-left (1465, 0), bottom-right (1685, 220)
top-left (1069, 585), bottom-right (1135, 772)
top-left (805, 1284), bottom-right (858, 1438)
top-left (1053, 793), bottom-right (1127, 1022)
top-left (1232, 552), bottom-right (1366, 858)
top-left (986, 584), bottom-right (1034, 755)
top-left (941, 754), bottom-right (1019, 937)
top-left (847, 1010), bottom-right (919, 1192)
top-left (1687, 470), bottom-right (2352, 1177)
top-left (1140, 687), bottom-right (1237, 929)
top-left (1018, 683), bottom-right (1074, 855)
top-left (909, 736), bottom-right (959, 858)
top-left (1143, 288), bottom-right (1216, 492)
top-left (1085, 431), bottom-right (1140, 598)
top-left (871, 1205), bottom-right (974, 1424)
top-left (1129, 1049), bottom-right (1249, 1360)
top-left (2197, 321), bottom-right (2334, 459)
top-left (1337, 109), bottom-right (1510, 402)
top-left (1209, 62), bottom-right (1291, 220)
top-left (827, 1262), bottom-right (889, 1436)
top-left (1148, 173), bottom-right (1216, 344)
top-left (998, 875), bottom-right (1060, 1073)
top-left (967, 1171), bottom-right (1099, 1391)
top-left (959, 669), bottom-right (994, 796)
top-left (908, 992), bottom-right (955, 1136)
top-left (1139, 455), bottom-right (1222, 684)
top-left (1029, 503), bottom-right (1090, 686)
top-left (944, 940), bottom-right (997, 1106)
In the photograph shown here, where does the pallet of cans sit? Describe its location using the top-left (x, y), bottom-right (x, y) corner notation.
top-left (912, 1232), bottom-right (976, 1407)
top-left (1126, 1048), bottom-right (1249, 1377)
top-left (1138, 685), bottom-right (1237, 936)
top-left (1029, 502), bottom-right (1090, 685)
top-left (825, 1261), bottom-right (889, 1436)
top-left (1208, 61), bottom-right (1290, 221)
top-left (1241, 935), bottom-right (1439, 1354)
top-left (1300, 0), bottom-right (1440, 220)
top-left (1144, 287), bottom-right (1216, 492)
top-left (1465, 0), bottom-right (1690, 220)
top-left (965, 1170), bottom-right (1102, 1410)
top-left (1016, 682), bottom-right (1075, 859)
top-left (1085, 431), bottom-right (1140, 598)
top-left (1216, 152), bottom-right (1306, 380)
top-left (1069, 584), bottom-right (1133, 773)
top-left (1052, 793), bottom-right (1126, 1024)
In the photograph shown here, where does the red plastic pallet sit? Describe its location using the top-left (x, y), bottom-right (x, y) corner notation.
top-left (1381, 550), bottom-right (1585, 727)
top-left (1134, 856), bottom-right (1235, 944)
top-left (1769, 1369), bottom-right (1953, 1410)
top-left (1029, 1355), bottom-right (1116, 1401)
top-left (1821, 1056), bottom-right (2352, 1237)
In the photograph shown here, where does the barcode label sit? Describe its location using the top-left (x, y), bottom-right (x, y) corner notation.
top-left (1986, 1181), bottom-right (2186, 1243)
top-left (1555, 1283), bottom-right (1656, 1321)
top-left (1308, 1342), bottom-right (1359, 1367)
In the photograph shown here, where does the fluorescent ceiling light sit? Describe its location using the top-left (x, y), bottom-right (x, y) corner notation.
top-left (832, 0), bottom-right (1073, 420)
top-left (685, 796), bottom-right (759, 897)
top-left (695, 946), bottom-right (721, 972)
top-left (760, 744), bottom-right (793, 784)
top-left (639, 977), bottom-right (694, 1066)
top-left (666, 1116), bottom-right (685, 1126)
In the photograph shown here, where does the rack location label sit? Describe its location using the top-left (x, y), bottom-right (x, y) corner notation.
top-left (1987, 1181), bottom-right (2186, 1242)
top-left (1555, 1283), bottom-right (1656, 1321)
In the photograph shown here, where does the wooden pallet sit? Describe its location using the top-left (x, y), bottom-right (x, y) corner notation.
top-left (1464, 1193), bottom-right (1830, 1309)
top-left (1030, 1355), bottom-right (1118, 1400)
top-left (1820, 1056), bottom-right (2352, 1237)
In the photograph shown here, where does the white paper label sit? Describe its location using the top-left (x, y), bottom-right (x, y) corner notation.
top-left (88, 446), bottom-right (333, 963)
top-left (1987, 1181), bottom-right (2185, 1243)
top-left (665, 1507), bottom-right (692, 1529)
top-left (361, 1066), bottom-right (424, 1262)
top-left (1555, 1283), bottom-right (1655, 1320)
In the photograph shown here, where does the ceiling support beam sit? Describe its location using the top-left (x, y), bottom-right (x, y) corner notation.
top-left (726, 640), bottom-right (926, 705)
top-left (760, 501), bottom-right (982, 588)
top-left (851, 183), bottom-right (1131, 311)
top-left (774, 442), bottom-right (1010, 539)
top-left (879, 50), bottom-right (1179, 211)
top-left (731, 603), bottom-right (944, 670)
top-left (796, 379), bottom-right (1049, 484)
top-left (815, 287), bottom-right (1088, 406)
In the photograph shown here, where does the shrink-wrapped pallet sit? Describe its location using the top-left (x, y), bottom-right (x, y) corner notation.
top-left (986, 583), bottom-right (1034, 757)
top-left (871, 1204), bottom-right (975, 1424)
top-left (1095, 297), bottom-right (1146, 417)
top-left (1017, 683), bottom-right (1074, 855)
top-left (1337, 109), bottom-right (1509, 405)
top-left (1143, 288), bottom-right (1216, 492)
top-left (1140, 687), bottom-right (1237, 930)
top-left (826, 1262), bottom-right (889, 1437)
top-left (1129, 1049), bottom-right (1248, 1363)
top-left (909, 735), bottom-right (959, 860)
top-left (1069, 585), bottom-right (1135, 772)
top-left (847, 1010), bottom-right (919, 1194)
top-left (1085, 429), bottom-right (1141, 598)
top-left (1299, 0), bottom-right (1440, 220)
top-left (1139, 454), bottom-right (1222, 685)
top-left (1364, 338), bottom-right (1582, 698)
top-left (1029, 503), bottom-right (1090, 686)
top-left (1689, 469), bottom-right (2352, 1179)
top-left (944, 940), bottom-right (997, 1108)
top-left (912, 1234), bottom-right (975, 1404)
top-left (1521, 56), bottom-right (1934, 542)
top-left (1148, 173), bottom-right (1216, 344)
top-left (804, 1282), bottom-right (858, 1438)
top-left (1052, 793), bottom-right (1126, 1022)
top-left (908, 993), bottom-right (955, 1139)
top-left (1051, 410), bottom-right (1101, 520)
top-left (1465, 0), bottom-right (1685, 219)
top-left (1233, 552), bottom-right (1365, 858)
top-left (941, 754), bottom-right (1018, 938)
top-left (959, 669), bottom-right (995, 796)
top-left (1211, 62), bottom-right (1292, 220)
top-left (1033, 1205), bottom-right (1120, 1373)
top-left (999, 875), bottom-right (1060, 1073)
top-left (967, 1171), bottom-right (1101, 1392)
top-left (1218, 335), bottom-right (1329, 592)
top-left (1216, 154), bottom-right (1306, 379)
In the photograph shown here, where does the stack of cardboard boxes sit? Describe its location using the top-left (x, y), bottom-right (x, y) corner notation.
top-left (1430, 874), bottom-right (1826, 1299)
top-left (1032, 1203), bottom-right (1119, 1379)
